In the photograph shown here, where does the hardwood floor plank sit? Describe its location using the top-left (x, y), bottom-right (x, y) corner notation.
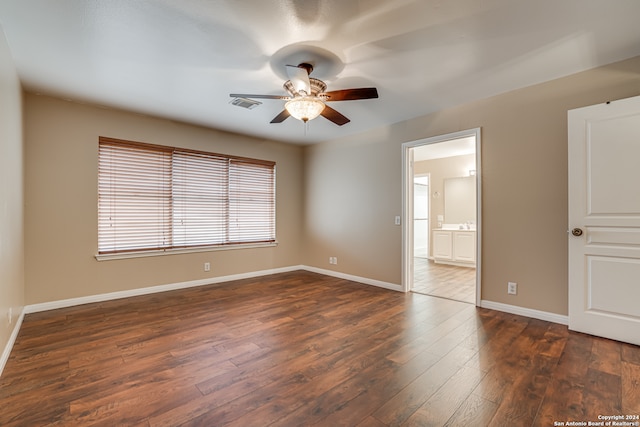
top-left (589, 336), bottom-right (622, 376)
top-left (403, 364), bottom-right (486, 426)
top-left (537, 326), bottom-right (569, 359)
top-left (623, 343), bottom-right (640, 365)
top-left (482, 320), bottom-right (561, 426)
top-left (313, 352), bottom-right (450, 427)
top-left (189, 370), bottom-right (311, 426)
top-left (1, 271), bottom-right (639, 426)
top-left (443, 393), bottom-right (499, 427)
top-left (582, 368), bottom-right (622, 416)
top-left (489, 353), bottom-right (558, 426)
top-left (532, 378), bottom-right (585, 427)
top-left (533, 332), bottom-right (595, 426)
top-left (356, 416), bottom-right (388, 427)
top-left (472, 368), bottom-right (515, 405)
top-left (372, 347), bottom-right (477, 425)
top-left (266, 357), bottom-right (393, 427)
top-left (230, 318), bottom-right (434, 426)
top-left (622, 361), bottom-right (640, 414)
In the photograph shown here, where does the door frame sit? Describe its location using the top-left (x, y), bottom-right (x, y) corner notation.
top-left (401, 128), bottom-right (482, 306)
top-left (413, 174), bottom-right (431, 260)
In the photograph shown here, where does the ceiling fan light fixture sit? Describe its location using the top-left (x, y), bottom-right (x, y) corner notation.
top-left (285, 96), bottom-right (325, 122)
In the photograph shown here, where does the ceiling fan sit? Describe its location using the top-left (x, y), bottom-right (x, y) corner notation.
top-left (230, 63), bottom-right (378, 126)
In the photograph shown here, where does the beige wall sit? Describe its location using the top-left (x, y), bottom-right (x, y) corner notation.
top-left (24, 94), bottom-right (304, 304)
top-left (303, 136), bottom-right (403, 285)
top-left (0, 27), bottom-right (25, 359)
top-left (303, 55), bottom-right (640, 315)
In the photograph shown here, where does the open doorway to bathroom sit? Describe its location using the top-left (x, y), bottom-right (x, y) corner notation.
top-left (402, 128), bottom-right (481, 305)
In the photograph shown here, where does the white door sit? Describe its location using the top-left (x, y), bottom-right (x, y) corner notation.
top-left (568, 95), bottom-right (640, 346)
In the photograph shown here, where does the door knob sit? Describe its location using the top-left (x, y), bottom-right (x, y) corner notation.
top-left (571, 228), bottom-right (583, 237)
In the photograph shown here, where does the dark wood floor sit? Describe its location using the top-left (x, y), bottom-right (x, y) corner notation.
top-left (413, 258), bottom-right (476, 304)
top-left (1, 271), bottom-right (639, 426)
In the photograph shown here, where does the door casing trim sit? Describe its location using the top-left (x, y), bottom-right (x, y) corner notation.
top-left (401, 128), bottom-right (482, 307)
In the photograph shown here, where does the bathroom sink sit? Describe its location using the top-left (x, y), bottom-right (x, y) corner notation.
top-left (441, 224), bottom-right (460, 230)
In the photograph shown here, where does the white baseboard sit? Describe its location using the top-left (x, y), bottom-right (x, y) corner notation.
top-left (0, 308), bottom-right (25, 378)
top-left (24, 265), bottom-right (402, 315)
top-left (480, 300), bottom-right (568, 325)
top-left (302, 266), bottom-right (402, 291)
top-left (25, 265), bottom-right (304, 314)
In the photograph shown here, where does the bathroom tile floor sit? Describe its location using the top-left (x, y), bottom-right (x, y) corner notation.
top-left (412, 257), bottom-right (476, 304)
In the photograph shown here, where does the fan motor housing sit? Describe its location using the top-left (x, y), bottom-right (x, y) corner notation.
top-left (283, 78), bottom-right (327, 97)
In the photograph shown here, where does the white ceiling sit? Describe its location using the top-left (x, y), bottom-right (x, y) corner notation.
top-left (2, 0), bottom-right (640, 145)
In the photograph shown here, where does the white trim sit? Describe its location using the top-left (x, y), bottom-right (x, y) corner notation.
top-left (302, 266), bottom-right (402, 292)
top-left (480, 300), bottom-right (569, 325)
top-left (474, 131), bottom-right (483, 307)
top-left (0, 308), bottom-right (25, 378)
top-left (25, 265), bottom-right (302, 314)
top-left (24, 265), bottom-right (402, 315)
top-left (401, 143), bottom-right (414, 293)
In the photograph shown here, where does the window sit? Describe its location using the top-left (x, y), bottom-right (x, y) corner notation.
top-left (98, 137), bottom-right (275, 255)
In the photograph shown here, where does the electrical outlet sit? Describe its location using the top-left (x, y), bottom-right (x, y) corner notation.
top-left (329, 257), bottom-right (338, 265)
top-left (7, 308), bottom-right (12, 325)
top-left (508, 282), bottom-right (517, 295)
top-left (204, 262), bottom-right (211, 272)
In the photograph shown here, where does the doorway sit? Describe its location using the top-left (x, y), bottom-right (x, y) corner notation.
top-left (402, 128), bottom-right (481, 306)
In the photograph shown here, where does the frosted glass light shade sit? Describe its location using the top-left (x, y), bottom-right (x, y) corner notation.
top-left (285, 97), bottom-right (325, 122)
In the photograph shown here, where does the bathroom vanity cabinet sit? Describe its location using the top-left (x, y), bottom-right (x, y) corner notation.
top-left (432, 229), bottom-right (476, 267)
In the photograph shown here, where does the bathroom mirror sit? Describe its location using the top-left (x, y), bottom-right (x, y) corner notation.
top-left (444, 176), bottom-right (476, 224)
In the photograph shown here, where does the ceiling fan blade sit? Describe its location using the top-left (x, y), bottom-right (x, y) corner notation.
top-left (321, 105), bottom-right (350, 126)
top-left (270, 109), bottom-right (291, 123)
top-left (322, 88), bottom-right (379, 101)
top-left (230, 93), bottom-right (289, 100)
top-left (286, 65), bottom-right (311, 95)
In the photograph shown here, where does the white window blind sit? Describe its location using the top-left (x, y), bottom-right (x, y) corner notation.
top-left (98, 137), bottom-right (275, 255)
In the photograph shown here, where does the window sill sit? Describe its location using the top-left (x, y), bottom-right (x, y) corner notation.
top-left (95, 241), bottom-right (278, 261)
